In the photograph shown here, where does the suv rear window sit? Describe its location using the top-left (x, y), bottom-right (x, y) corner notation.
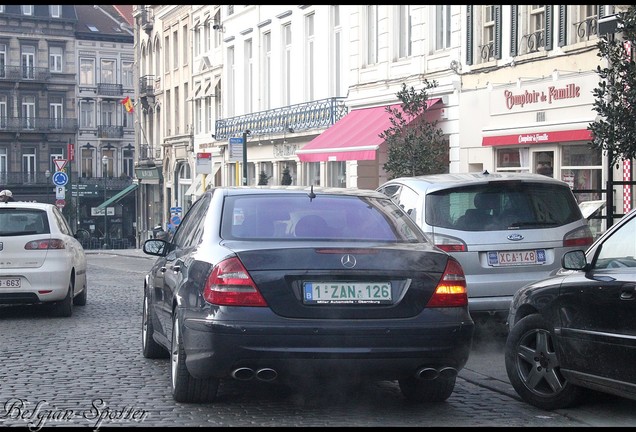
top-left (0, 209), bottom-right (50, 236)
top-left (425, 182), bottom-right (582, 231)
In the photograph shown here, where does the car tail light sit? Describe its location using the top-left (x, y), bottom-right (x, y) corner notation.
top-left (430, 233), bottom-right (467, 253)
top-left (426, 257), bottom-right (468, 308)
top-left (203, 257), bottom-right (267, 307)
top-left (563, 225), bottom-right (594, 248)
top-left (24, 239), bottom-right (65, 250)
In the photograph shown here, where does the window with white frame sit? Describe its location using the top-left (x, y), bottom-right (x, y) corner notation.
top-left (227, 46), bottom-right (235, 116)
top-left (206, 95), bottom-right (213, 133)
top-left (183, 24), bottom-right (188, 66)
top-left (327, 161), bottom-right (346, 187)
top-left (571, 5), bottom-right (598, 44)
top-left (164, 35), bottom-right (170, 71)
top-left (0, 148), bottom-right (6, 182)
top-left (22, 96), bottom-right (36, 129)
top-left (305, 13), bottom-right (315, 101)
top-left (101, 101), bottom-right (115, 126)
top-left (174, 86), bottom-right (180, 134)
top-left (481, 5), bottom-right (496, 62)
top-left (214, 11), bottom-right (221, 48)
top-left (204, 18), bottom-right (211, 52)
top-left (195, 98), bottom-right (202, 134)
top-left (194, 24), bottom-right (201, 57)
top-left (80, 100), bottom-right (95, 128)
top-left (173, 30), bottom-right (179, 69)
top-left (331, 6), bottom-right (343, 96)
top-left (165, 89), bottom-right (171, 135)
top-left (123, 148), bottom-right (134, 178)
top-left (367, 5), bottom-right (378, 65)
top-left (22, 148), bottom-right (36, 183)
top-left (435, 5), bottom-right (451, 51)
top-left (122, 61), bottom-right (133, 87)
top-left (519, 5), bottom-right (546, 55)
top-left (154, 37), bottom-right (160, 75)
top-left (282, 24), bottom-right (292, 105)
top-left (50, 5), bottom-right (61, 18)
top-left (80, 58), bottom-right (95, 85)
top-left (123, 106), bottom-right (133, 128)
top-left (101, 59), bottom-right (115, 84)
top-left (305, 162), bottom-right (321, 186)
top-left (561, 144), bottom-right (603, 203)
top-left (81, 146), bottom-right (94, 177)
top-left (495, 148), bottom-right (530, 173)
top-left (0, 43), bottom-right (6, 79)
top-left (21, 45), bottom-right (35, 79)
top-left (49, 46), bottom-right (63, 73)
top-left (397, 5), bottom-right (412, 59)
top-left (49, 97), bottom-right (63, 129)
top-left (0, 96), bottom-right (6, 128)
top-left (21, 6), bottom-right (33, 16)
top-left (262, 31), bottom-right (271, 109)
top-left (244, 39), bottom-right (253, 112)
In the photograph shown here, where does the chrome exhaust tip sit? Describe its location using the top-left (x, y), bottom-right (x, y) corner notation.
top-left (415, 367), bottom-right (439, 380)
top-left (438, 367), bottom-right (458, 379)
top-left (255, 368), bottom-right (278, 382)
top-left (231, 367), bottom-right (255, 381)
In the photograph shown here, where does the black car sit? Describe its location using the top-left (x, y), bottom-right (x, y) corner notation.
top-left (142, 186), bottom-right (474, 403)
top-left (505, 208), bottom-right (636, 410)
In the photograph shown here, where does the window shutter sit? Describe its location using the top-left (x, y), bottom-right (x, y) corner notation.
top-left (558, 5), bottom-right (567, 47)
top-left (466, 5), bottom-right (473, 65)
top-left (494, 5), bottom-right (502, 60)
top-left (598, 4), bottom-right (605, 19)
top-left (510, 5), bottom-right (518, 57)
top-left (545, 5), bottom-right (553, 50)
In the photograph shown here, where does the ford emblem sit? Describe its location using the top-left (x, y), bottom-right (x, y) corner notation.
top-left (507, 234), bottom-right (524, 241)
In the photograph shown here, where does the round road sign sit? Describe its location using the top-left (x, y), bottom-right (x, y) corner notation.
top-left (55, 199), bottom-right (66, 208)
top-left (52, 171), bottom-right (68, 186)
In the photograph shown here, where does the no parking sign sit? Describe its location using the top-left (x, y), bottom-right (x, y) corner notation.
top-left (170, 215), bottom-right (181, 226)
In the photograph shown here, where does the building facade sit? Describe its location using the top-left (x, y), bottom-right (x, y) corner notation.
top-left (131, 5), bottom-right (632, 238)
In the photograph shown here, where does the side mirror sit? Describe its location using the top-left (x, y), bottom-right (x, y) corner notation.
top-left (143, 239), bottom-right (168, 257)
top-left (562, 250), bottom-right (587, 270)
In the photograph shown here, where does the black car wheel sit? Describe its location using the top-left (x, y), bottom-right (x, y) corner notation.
top-left (73, 283), bottom-right (87, 306)
top-left (170, 313), bottom-right (219, 403)
top-left (505, 313), bottom-right (583, 410)
top-left (398, 376), bottom-right (456, 402)
top-left (54, 279), bottom-right (74, 317)
top-left (142, 289), bottom-right (168, 359)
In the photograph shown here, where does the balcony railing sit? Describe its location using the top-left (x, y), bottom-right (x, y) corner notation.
top-left (519, 30), bottom-right (545, 54)
top-left (478, 42), bottom-right (495, 62)
top-left (573, 16), bottom-right (598, 42)
top-left (139, 75), bottom-right (155, 96)
top-left (97, 125), bottom-right (124, 138)
top-left (0, 117), bottom-right (78, 133)
top-left (214, 97), bottom-right (347, 140)
top-left (0, 65), bottom-right (50, 81)
top-left (97, 83), bottom-right (123, 96)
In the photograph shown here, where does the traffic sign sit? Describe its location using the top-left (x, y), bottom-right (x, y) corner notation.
top-left (55, 199), bottom-right (66, 208)
top-left (170, 206), bottom-right (183, 213)
top-left (53, 159), bottom-right (68, 171)
top-left (55, 186), bottom-right (66, 199)
top-left (52, 171), bottom-right (68, 186)
top-left (170, 215), bottom-right (181, 225)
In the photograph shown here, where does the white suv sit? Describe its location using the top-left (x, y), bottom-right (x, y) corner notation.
top-left (377, 171), bottom-right (593, 324)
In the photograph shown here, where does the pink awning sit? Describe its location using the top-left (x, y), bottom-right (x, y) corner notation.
top-left (297, 99), bottom-right (441, 162)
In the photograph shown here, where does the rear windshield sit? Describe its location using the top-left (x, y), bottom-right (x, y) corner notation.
top-left (0, 209), bottom-right (50, 236)
top-left (425, 182), bottom-right (583, 231)
top-left (221, 194), bottom-right (427, 242)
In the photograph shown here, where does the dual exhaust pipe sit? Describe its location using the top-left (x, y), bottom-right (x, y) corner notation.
top-left (415, 366), bottom-right (458, 380)
top-left (231, 367), bottom-right (278, 382)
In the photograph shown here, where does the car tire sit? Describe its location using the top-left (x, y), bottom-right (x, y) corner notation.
top-left (398, 376), bottom-right (456, 402)
top-left (142, 288), bottom-right (169, 359)
top-left (171, 313), bottom-right (219, 403)
top-left (54, 279), bottom-right (74, 318)
top-left (73, 283), bottom-right (87, 306)
top-left (505, 313), bottom-right (584, 410)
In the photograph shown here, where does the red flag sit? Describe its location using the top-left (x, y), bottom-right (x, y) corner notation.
top-left (122, 96), bottom-right (134, 113)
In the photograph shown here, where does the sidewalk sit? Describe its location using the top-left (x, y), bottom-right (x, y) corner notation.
top-left (85, 248), bottom-right (152, 259)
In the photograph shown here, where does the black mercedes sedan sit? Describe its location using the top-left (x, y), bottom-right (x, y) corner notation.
top-left (142, 186), bottom-right (474, 403)
top-left (505, 207), bottom-right (636, 410)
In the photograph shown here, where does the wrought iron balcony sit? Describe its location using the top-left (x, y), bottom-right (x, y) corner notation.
top-left (139, 75), bottom-right (155, 96)
top-left (0, 65), bottom-right (50, 81)
top-left (0, 171), bottom-right (58, 186)
top-left (478, 42), bottom-right (495, 62)
top-left (0, 117), bottom-right (78, 133)
top-left (98, 125), bottom-right (124, 139)
top-left (214, 97), bottom-right (347, 140)
top-left (138, 144), bottom-right (161, 162)
top-left (519, 30), bottom-right (545, 54)
top-left (97, 83), bottom-right (123, 97)
top-left (76, 176), bottom-right (133, 190)
top-left (573, 16), bottom-right (598, 42)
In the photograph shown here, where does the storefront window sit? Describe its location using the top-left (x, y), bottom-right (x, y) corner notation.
top-left (561, 144), bottom-right (602, 203)
top-left (496, 148), bottom-right (529, 172)
top-left (327, 161), bottom-right (346, 187)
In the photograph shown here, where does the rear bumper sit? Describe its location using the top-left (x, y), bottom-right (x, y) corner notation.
top-left (0, 261), bottom-right (73, 304)
top-left (179, 307), bottom-right (474, 381)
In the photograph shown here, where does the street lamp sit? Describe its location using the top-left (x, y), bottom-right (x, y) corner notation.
top-left (44, 169), bottom-right (51, 203)
top-left (102, 155), bottom-right (108, 249)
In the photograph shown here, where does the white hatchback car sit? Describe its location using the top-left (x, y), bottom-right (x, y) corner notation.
top-left (0, 201), bottom-right (87, 316)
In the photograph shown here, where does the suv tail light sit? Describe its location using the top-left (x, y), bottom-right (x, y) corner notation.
top-left (563, 226), bottom-right (594, 248)
top-left (24, 239), bottom-right (65, 250)
top-left (426, 257), bottom-right (468, 307)
top-left (430, 233), bottom-right (467, 253)
top-left (203, 257), bottom-right (267, 307)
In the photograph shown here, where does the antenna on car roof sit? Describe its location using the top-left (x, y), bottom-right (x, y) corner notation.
top-left (307, 184), bottom-right (316, 201)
